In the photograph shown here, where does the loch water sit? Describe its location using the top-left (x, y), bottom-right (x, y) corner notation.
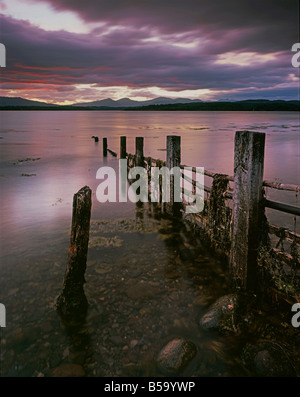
top-left (0, 110), bottom-right (299, 377)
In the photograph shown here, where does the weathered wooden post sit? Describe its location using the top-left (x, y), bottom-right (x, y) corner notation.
top-left (135, 137), bottom-right (144, 166)
top-left (230, 131), bottom-right (265, 290)
top-left (103, 137), bottom-right (108, 157)
top-left (166, 135), bottom-right (181, 216)
top-left (120, 136), bottom-right (127, 159)
top-left (56, 186), bottom-right (92, 319)
top-left (133, 137), bottom-right (145, 208)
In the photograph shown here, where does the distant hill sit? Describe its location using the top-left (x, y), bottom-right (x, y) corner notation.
top-left (0, 96), bottom-right (298, 111)
top-left (0, 97), bottom-right (55, 107)
top-left (128, 100), bottom-right (300, 112)
top-left (73, 97), bottom-right (203, 107)
top-left (0, 96), bottom-right (202, 109)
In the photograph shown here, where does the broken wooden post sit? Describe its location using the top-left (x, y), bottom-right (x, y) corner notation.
top-left (120, 136), bottom-right (127, 159)
top-left (108, 148), bottom-right (117, 157)
top-left (56, 186), bottom-right (92, 319)
top-left (135, 137), bottom-right (144, 166)
top-left (103, 137), bottom-right (107, 157)
top-left (230, 131), bottom-right (265, 290)
top-left (166, 135), bottom-right (181, 216)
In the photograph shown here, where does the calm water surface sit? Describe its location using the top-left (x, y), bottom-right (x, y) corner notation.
top-left (0, 110), bottom-right (298, 258)
top-left (0, 111), bottom-right (299, 377)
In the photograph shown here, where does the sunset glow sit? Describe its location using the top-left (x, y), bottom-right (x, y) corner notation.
top-left (0, 0), bottom-right (299, 104)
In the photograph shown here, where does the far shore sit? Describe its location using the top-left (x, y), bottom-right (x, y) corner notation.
top-left (0, 100), bottom-right (299, 112)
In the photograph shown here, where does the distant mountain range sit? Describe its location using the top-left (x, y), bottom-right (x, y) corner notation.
top-left (73, 97), bottom-right (203, 107)
top-left (0, 96), bottom-right (202, 108)
top-left (0, 96), bottom-right (299, 111)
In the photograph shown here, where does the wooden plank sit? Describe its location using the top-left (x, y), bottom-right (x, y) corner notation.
top-left (263, 180), bottom-right (300, 192)
top-left (268, 224), bottom-right (300, 245)
top-left (265, 199), bottom-right (300, 216)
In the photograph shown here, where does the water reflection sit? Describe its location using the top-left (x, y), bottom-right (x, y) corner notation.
top-left (0, 110), bottom-right (299, 377)
top-left (0, 110), bottom-right (298, 263)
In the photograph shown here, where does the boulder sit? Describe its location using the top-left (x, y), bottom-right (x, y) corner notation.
top-left (199, 293), bottom-right (239, 334)
top-left (242, 341), bottom-right (297, 377)
top-left (157, 337), bottom-right (197, 375)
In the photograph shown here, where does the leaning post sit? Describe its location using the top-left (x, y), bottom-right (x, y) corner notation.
top-left (56, 186), bottom-right (92, 319)
top-left (230, 131), bottom-right (266, 291)
top-left (166, 135), bottom-right (181, 216)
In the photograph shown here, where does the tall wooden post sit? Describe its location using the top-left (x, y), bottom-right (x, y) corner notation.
top-left (166, 135), bottom-right (181, 216)
top-left (56, 186), bottom-right (92, 319)
top-left (120, 136), bottom-right (127, 159)
top-left (103, 137), bottom-right (107, 157)
top-left (230, 131), bottom-right (265, 290)
top-left (135, 137), bottom-right (144, 166)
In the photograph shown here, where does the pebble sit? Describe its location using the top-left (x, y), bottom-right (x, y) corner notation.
top-left (62, 347), bottom-right (69, 359)
top-left (130, 340), bottom-right (139, 349)
top-left (110, 336), bottom-right (123, 346)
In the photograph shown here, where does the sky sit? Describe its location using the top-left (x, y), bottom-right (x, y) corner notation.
top-left (0, 0), bottom-right (299, 105)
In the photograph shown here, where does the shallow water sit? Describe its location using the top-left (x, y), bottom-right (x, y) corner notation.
top-left (0, 110), bottom-right (299, 377)
top-left (1, 205), bottom-right (299, 377)
top-left (0, 110), bottom-right (298, 262)
top-left (0, 205), bottom-right (231, 376)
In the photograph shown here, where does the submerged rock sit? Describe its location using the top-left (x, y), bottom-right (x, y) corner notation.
top-left (123, 280), bottom-right (160, 300)
top-left (50, 363), bottom-right (85, 377)
top-left (199, 293), bottom-right (239, 334)
top-left (157, 337), bottom-right (197, 374)
top-left (242, 341), bottom-right (297, 377)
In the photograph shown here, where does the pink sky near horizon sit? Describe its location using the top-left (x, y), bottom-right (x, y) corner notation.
top-left (0, 0), bottom-right (299, 104)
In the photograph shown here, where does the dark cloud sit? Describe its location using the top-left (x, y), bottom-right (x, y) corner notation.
top-left (0, 0), bottom-right (299, 103)
top-left (31, 0), bottom-right (298, 51)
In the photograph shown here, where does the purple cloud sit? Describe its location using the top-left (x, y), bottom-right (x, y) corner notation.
top-left (30, 0), bottom-right (297, 50)
top-left (0, 0), bottom-right (299, 103)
